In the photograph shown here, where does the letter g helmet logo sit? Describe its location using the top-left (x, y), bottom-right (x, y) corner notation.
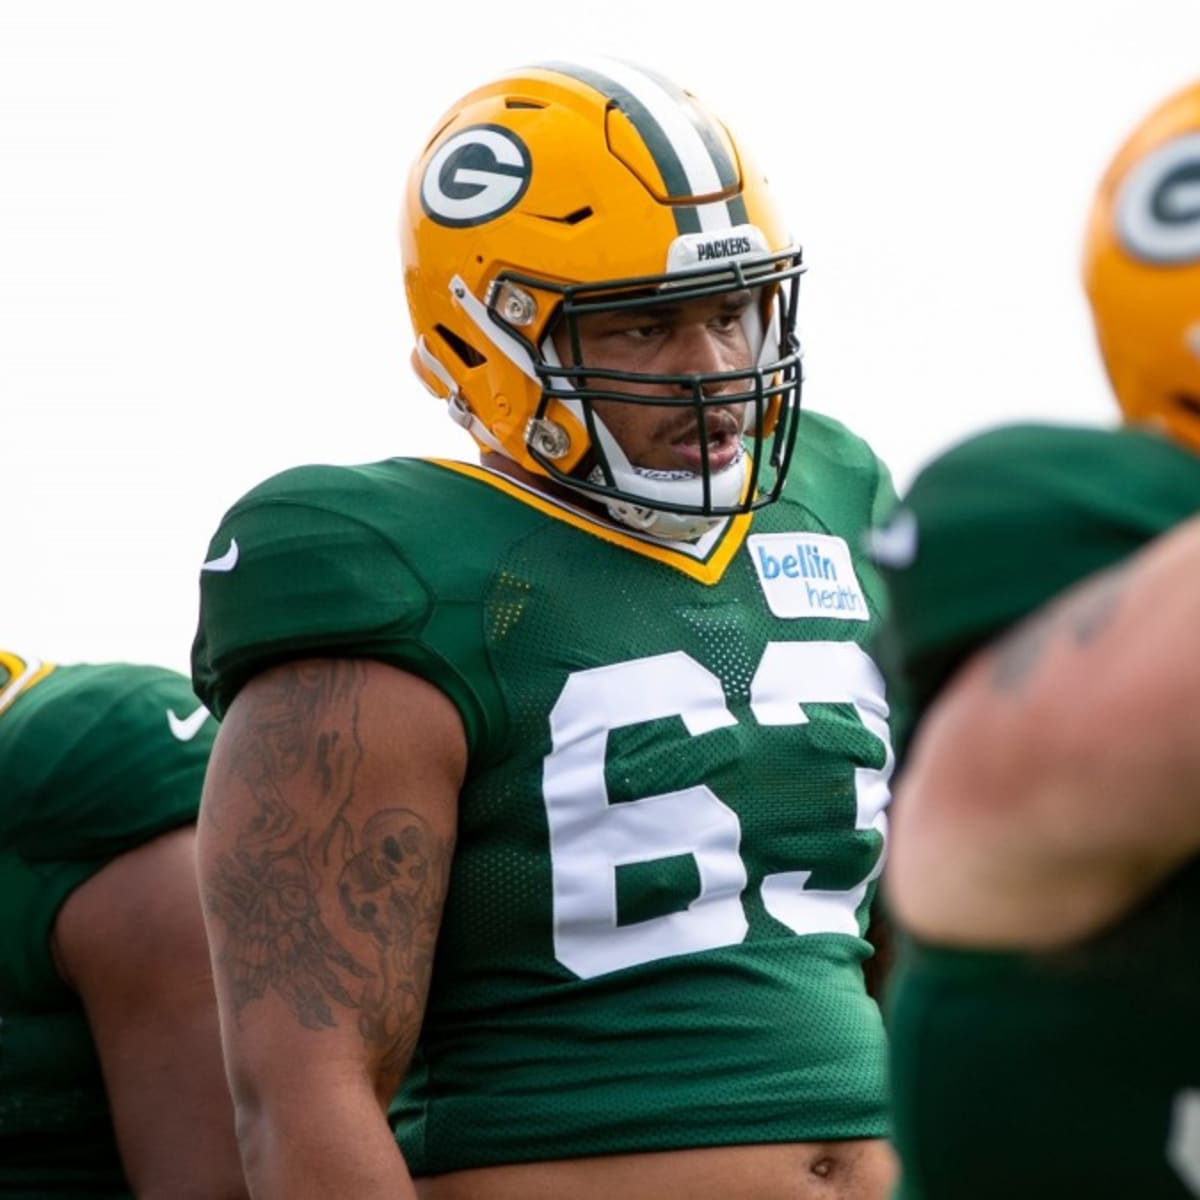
top-left (421, 124), bottom-right (532, 228)
top-left (1116, 131), bottom-right (1200, 264)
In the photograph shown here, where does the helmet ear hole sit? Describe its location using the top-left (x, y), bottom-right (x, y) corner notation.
top-left (435, 324), bottom-right (487, 369)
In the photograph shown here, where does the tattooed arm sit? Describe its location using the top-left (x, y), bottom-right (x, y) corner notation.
top-left (197, 658), bottom-right (466, 1200)
top-left (886, 513), bottom-right (1200, 949)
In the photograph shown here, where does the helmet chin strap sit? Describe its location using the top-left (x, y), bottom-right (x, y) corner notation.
top-left (588, 417), bottom-right (745, 541)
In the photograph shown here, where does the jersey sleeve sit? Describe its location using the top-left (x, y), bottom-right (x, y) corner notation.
top-left (870, 422), bottom-right (1200, 755)
top-left (0, 663), bottom-right (213, 1003)
top-left (870, 453), bottom-right (899, 530)
top-left (191, 463), bottom-right (489, 745)
top-left (801, 409), bottom-right (899, 566)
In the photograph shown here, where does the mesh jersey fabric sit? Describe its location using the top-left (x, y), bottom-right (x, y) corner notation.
top-left (193, 410), bottom-right (898, 1172)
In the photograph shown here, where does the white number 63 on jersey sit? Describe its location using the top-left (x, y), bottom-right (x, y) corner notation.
top-left (543, 642), bottom-right (893, 979)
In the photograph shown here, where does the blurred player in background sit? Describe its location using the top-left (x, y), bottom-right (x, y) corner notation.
top-left (0, 650), bottom-right (245, 1199)
top-left (871, 79), bottom-right (1200, 1198)
top-left (192, 58), bottom-right (898, 1200)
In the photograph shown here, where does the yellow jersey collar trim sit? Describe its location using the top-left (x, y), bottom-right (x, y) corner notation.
top-left (430, 460), bottom-right (751, 585)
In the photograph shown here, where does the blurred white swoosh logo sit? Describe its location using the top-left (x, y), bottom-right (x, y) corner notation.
top-left (201, 538), bottom-right (239, 573)
top-left (866, 508), bottom-right (918, 568)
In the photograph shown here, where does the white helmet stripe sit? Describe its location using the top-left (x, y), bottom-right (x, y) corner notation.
top-left (536, 57), bottom-right (741, 234)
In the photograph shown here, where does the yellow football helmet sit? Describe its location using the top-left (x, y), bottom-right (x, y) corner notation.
top-left (400, 58), bottom-right (804, 539)
top-left (1082, 79), bottom-right (1200, 452)
top-left (0, 650), bottom-right (51, 716)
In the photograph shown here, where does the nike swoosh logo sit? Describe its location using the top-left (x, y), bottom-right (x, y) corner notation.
top-left (201, 538), bottom-right (239, 573)
top-left (865, 508), bottom-right (918, 568)
top-left (167, 705), bottom-right (211, 742)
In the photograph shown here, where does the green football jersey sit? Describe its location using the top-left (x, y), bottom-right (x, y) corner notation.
top-left (192, 411), bottom-right (898, 1174)
top-left (872, 423), bottom-right (1200, 1199)
top-left (0, 653), bottom-right (215, 1199)
top-left (875, 422), bottom-right (1200, 759)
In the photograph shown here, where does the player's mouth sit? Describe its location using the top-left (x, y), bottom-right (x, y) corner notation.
top-left (670, 408), bottom-right (743, 472)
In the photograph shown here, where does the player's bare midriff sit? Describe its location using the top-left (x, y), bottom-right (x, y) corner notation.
top-left (416, 1138), bottom-right (897, 1200)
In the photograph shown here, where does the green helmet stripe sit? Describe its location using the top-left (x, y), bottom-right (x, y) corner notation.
top-left (536, 59), bottom-right (745, 235)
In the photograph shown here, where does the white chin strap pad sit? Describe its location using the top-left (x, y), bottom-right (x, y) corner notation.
top-left (591, 417), bottom-right (745, 509)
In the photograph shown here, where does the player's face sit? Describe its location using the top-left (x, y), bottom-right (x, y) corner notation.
top-left (552, 291), bottom-right (754, 473)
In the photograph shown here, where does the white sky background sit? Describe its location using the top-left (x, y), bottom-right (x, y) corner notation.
top-left (3, 0), bottom-right (1198, 673)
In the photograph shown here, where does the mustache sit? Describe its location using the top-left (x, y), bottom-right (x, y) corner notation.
top-left (657, 405), bottom-right (744, 444)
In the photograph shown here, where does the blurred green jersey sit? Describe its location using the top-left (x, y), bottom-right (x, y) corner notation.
top-left (0, 655), bottom-right (214, 1198)
top-left (874, 423), bottom-right (1200, 1199)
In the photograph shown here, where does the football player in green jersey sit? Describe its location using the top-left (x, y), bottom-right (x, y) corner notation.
top-left (0, 651), bottom-right (246, 1199)
top-left (193, 58), bottom-right (899, 1200)
top-left (870, 79), bottom-right (1200, 1198)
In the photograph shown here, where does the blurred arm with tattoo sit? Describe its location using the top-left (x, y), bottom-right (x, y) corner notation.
top-left (888, 512), bottom-right (1200, 949)
top-left (197, 658), bottom-right (465, 1200)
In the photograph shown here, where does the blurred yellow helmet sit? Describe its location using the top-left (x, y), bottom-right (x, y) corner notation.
top-left (400, 58), bottom-right (804, 538)
top-left (1082, 80), bottom-right (1200, 452)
